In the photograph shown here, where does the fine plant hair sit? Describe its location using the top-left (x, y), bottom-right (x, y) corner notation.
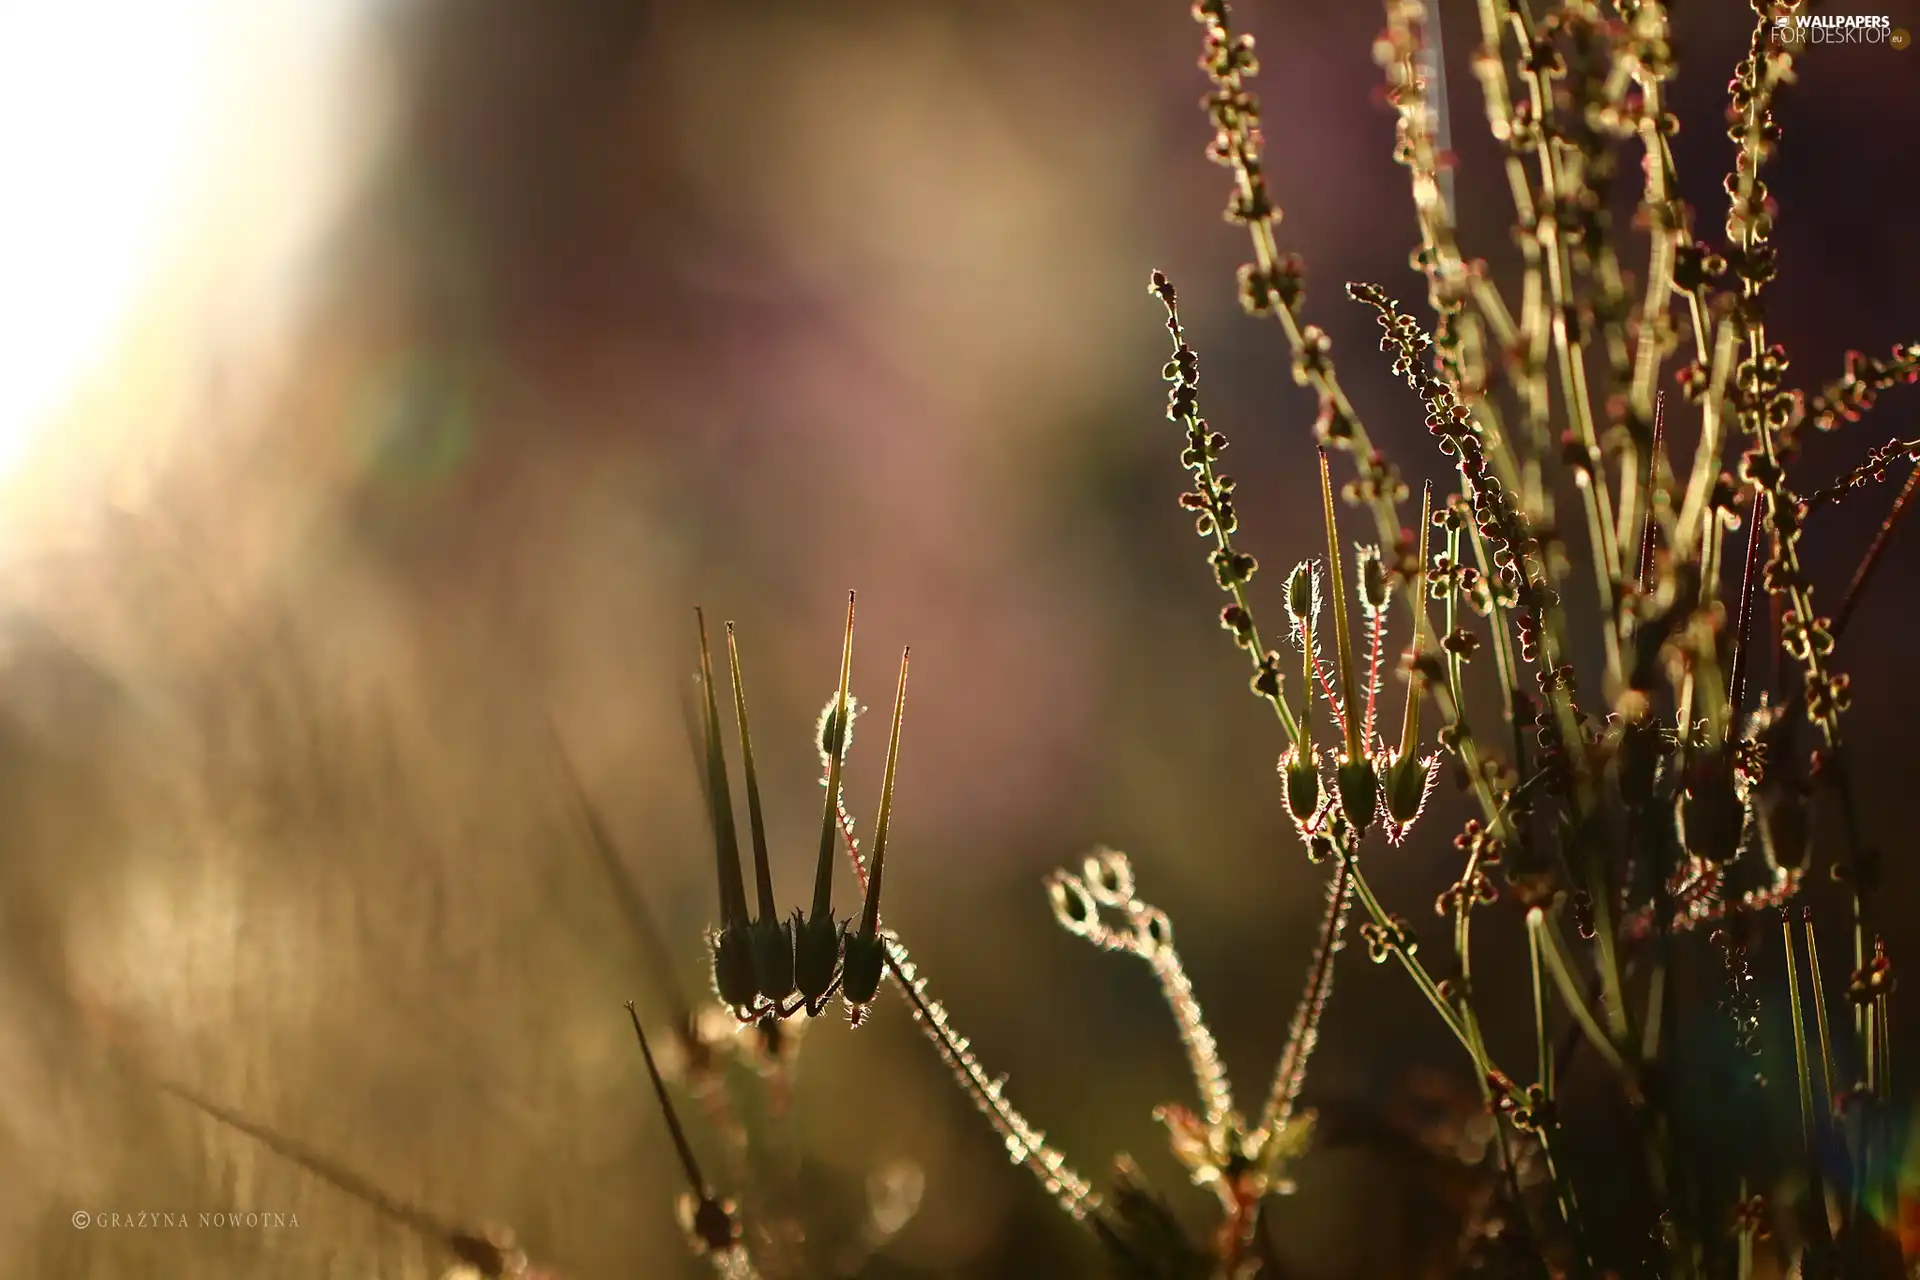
top-left (631, 3), bottom-right (1920, 1278)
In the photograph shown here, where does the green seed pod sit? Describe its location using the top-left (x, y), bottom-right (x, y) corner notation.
top-left (1281, 746), bottom-right (1322, 824)
top-left (1336, 755), bottom-right (1379, 835)
top-left (749, 916), bottom-right (796, 1005)
top-left (1382, 749), bottom-right (1432, 828)
top-left (711, 924), bottom-right (760, 1012)
top-left (794, 912), bottom-right (845, 1010)
top-left (841, 931), bottom-right (886, 1006)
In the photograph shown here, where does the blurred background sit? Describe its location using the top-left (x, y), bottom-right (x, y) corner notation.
top-left (1, 1), bottom-right (1918, 1275)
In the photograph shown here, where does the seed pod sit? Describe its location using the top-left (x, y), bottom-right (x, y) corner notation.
top-left (1679, 747), bottom-right (1745, 864)
top-left (1281, 746), bottom-right (1323, 825)
top-left (841, 932), bottom-right (886, 1008)
top-left (846, 648), bottom-right (911, 1012)
top-left (696, 610), bottom-right (760, 1011)
top-left (711, 926), bottom-right (758, 1011)
top-left (1754, 776), bottom-right (1809, 873)
top-left (1337, 755), bottom-right (1379, 835)
top-left (1383, 748), bottom-right (1434, 828)
top-left (749, 917), bottom-right (796, 1006)
top-left (794, 912), bottom-right (846, 1010)
top-left (1615, 718), bottom-right (1664, 809)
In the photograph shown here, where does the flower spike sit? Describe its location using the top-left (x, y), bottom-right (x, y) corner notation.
top-left (845, 646), bottom-right (911, 1011)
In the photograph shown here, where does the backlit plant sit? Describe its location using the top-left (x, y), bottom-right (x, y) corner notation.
top-left (622, 2), bottom-right (1920, 1277)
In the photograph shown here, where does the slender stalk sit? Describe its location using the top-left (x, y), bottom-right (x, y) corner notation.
top-left (1532, 909), bottom-right (1631, 1085)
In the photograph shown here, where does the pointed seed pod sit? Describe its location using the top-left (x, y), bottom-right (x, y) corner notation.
top-left (1318, 450), bottom-right (1364, 766)
top-left (1616, 717), bottom-right (1664, 810)
top-left (697, 611), bottom-right (759, 1011)
top-left (1281, 745), bottom-right (1323, 825)
top-left (1680, 746), bottom-right (1745, 864)
top-left (1336, 755), bottom-right (1379, 835)
top-left (799, 593), bottom-right (858, 1011)
top-left (1384, 484), bottom-right (1435, 830)
top-left (726, 624), bottom-right (796, 1005)
top-left (845, 647), bottom-right (911, 1010)
top-left (626, 1002), bottom-right (738, 1253)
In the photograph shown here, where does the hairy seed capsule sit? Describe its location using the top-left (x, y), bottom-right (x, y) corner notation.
top-left (1337, 756), bottom-right (1379, 835)
top-left (1282, 747), bottom-right (1323, 824)
top-left (1680, 748), bottom-right (1745, 864)
top-left (841, 932), bottom-right (885, 1006)
top-left (712, 924), bottom-right (760, 1012)
top-left (750, 917), bottom-right (796, 1005)
top-left (1383, 750), bottom-right (1430, 827)
top-left (794, 913), bottom-right (845, 1011)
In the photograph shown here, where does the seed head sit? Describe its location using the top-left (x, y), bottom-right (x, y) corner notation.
top-left (1335, 754), bottom-right (1379, 835)
top-left (1281, 745), bottom-right (1323, 828)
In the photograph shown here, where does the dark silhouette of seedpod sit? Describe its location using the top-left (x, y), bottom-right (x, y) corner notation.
top-left (1679, 746), bottom-right (1745, 864)
top-left (845, 647), bottom-right (911, 1011)
top-left (799, 592), bottom-right (858, 1013)
top-left (1616, 717), bottom-right (1665, 809)
top-left (696, 610), bottom-right (760, 1012)
top-left (724, 624), bottom-right (796, 1005)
